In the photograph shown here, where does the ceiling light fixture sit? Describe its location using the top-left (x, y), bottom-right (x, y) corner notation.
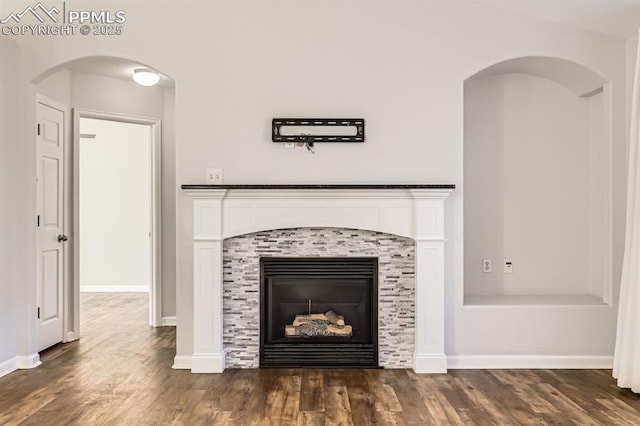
top-left (133, 68), bottom-right (160, 86)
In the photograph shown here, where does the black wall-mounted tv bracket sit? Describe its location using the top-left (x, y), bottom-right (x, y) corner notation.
top-left (272, 118), bottom-right (365, 154)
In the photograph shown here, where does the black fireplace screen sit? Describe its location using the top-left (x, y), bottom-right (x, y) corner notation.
top-left (260, 257), bottom-right (378, 367)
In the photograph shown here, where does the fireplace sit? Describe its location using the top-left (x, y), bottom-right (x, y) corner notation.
top-left (260, 257), bottom-right (378, 367)
top-left (182, 185), bottom-right (454, 373)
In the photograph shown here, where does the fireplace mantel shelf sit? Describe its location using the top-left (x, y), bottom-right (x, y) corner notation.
top-left (182, 184), bottom-right (455, 190)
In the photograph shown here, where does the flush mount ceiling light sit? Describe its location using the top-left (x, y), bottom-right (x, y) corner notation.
top-left (133, 68), bottom-right (160, 86)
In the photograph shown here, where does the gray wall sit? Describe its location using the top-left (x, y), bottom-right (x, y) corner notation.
top-left (0, 38), bottom-right (18, 368)
top-left (162, 88), bottom-right (176, 319)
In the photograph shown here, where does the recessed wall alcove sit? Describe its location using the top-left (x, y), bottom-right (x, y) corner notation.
top-left (463, 56), bottom-right (611, 306)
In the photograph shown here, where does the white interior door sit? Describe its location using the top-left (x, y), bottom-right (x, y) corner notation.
top-left (37, 101), bottom-right (66, 351)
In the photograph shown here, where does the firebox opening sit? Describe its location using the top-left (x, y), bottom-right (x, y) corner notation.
top-left (260, 257), bottom-right (379, 368)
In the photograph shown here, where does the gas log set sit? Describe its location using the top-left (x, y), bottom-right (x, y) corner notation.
top-left (284, 311), bottom-right (353, 337)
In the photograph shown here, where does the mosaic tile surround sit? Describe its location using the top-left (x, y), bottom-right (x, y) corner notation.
top-left (222, 227), bottom-right (415, 368)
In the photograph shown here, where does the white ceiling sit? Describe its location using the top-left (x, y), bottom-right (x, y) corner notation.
top-left (60, 1), bottom-right (638, 85)
top-left (472, 0), bottom-right (640, 39)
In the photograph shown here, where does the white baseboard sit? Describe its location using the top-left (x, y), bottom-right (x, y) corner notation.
top-left (0, 357), bottom-right (17, 379)
top-left (173, 354), bottom-right (225, 373)
top-left (191, 354), bottom-right (225, 373)
top-left (64, 331), bottom-right (77, 342)
top-left (172, 355), bottom-right (192, 370)
top-left (81, 285), bottom-right (149, 293)
top-left (413, 353), bottom-right (448, 373)
top-left (17, 353), bottom-right (42, 369)
top-left (447, 355), bottom-right (614, 370)
top-left (161, 316), bottom-right (176, 326)
top-left (0, 353), bottom-right (42, 378)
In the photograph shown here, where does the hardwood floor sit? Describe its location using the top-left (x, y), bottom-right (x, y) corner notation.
top-left (1, 293), bottom-right (639, 425)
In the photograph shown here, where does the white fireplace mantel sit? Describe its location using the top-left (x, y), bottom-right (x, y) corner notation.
top-left (182, 184), bottom-right (454, 373)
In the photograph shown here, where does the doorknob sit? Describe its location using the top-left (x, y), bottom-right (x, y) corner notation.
top-left (57, 234), bottom-right (68, 242)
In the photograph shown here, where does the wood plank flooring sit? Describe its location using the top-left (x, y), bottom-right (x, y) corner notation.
top-left (0, 293), bottom-right (639, 425)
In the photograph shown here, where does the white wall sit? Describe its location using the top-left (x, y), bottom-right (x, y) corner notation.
top-left (79, 118), bottom-right (151, 292)
top-left (464, 75), bottom-right (506, 296)
top-left (464, 73), bottom-right (605, 297)
top-left (0, 38), bottom-right (18, 372)
top-left (36, 69), bottom-right (71, 106)
top-left (9, 0), bottom-right (628, 365)
top-left (70, 73), bottom-right (165, 119)
top-left (627, 35), bottom-right (639, 158)
top-left (588, 90), bottom-right (607, 299)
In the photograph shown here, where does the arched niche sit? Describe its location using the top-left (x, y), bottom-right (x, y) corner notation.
top-left (463, 56), bottom-right (611, 306)
top-left (467, 56), bottom-right (606, 97)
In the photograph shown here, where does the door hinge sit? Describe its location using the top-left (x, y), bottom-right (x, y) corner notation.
top-left (37, 215), bottom-right (40, 227)
top-left (37, 123), bottom-right (41, 136)
top-left (37, 307), bottom-right (40, 319)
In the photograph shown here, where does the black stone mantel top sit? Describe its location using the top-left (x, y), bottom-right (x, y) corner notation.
top-left (181, 184), bottom-right (456, 190)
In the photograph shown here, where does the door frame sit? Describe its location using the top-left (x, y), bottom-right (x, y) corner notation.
top-left (72, 109), bottom-right (163, 336)
top-left (37, 94), bottom-right (71, 346)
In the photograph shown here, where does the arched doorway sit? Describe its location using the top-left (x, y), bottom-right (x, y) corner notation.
top-left (34, 56), bottom-right (176, 351)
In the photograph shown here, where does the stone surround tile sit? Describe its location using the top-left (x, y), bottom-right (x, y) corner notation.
top-left (223, 227), bottom-right (415, 368)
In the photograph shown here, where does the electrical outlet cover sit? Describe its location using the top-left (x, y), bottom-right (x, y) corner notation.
top-left (504, 260), bottom-right (513, 274)
top-left (205, 168), bottom-right (224, 184)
